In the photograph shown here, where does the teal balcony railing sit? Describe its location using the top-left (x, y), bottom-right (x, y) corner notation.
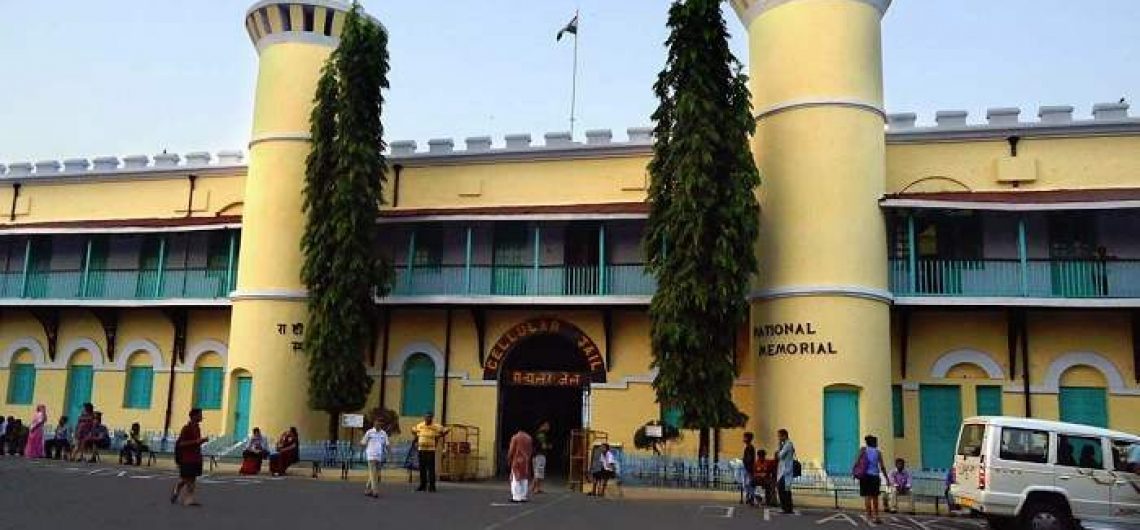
top-left (389, 264), bottom-right (656, 297)
top-left (889, 258), bottom-right (1140, 298)
top-left (0, 267), bottom-right (232, 300)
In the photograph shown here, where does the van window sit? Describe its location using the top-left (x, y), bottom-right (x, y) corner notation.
top-left (1110, 440), bottom-right (1136, 472)
top-left (957, 424), bottom-right (986, 457)
top-left (1057, 435), bottom-right (1103, 469)
top-left (999, 427), bottom-right (1049, 464)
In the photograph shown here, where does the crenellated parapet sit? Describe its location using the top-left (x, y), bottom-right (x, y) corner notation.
top-left (887, 101), bottom-right (1138, 141)
top-left (389, 127), bottom-right (654, 158)
top-left (0, 150), bottom-right (244, 179)
top-left (244, 0), bottom-right (380, 53)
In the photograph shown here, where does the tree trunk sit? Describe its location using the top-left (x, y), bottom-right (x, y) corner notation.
top-left (328, 411), bottom-right (339, 442)
top-left (698, 427), bottom-right (710, 461)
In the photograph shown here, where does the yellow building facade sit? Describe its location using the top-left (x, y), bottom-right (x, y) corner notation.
top-left (0, 0), bottom-right (1138, 478)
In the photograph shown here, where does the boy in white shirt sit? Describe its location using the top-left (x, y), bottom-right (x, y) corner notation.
top-left (360, 418), bottom-right (389, 498)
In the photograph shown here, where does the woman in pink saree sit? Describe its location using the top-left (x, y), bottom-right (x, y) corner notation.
top-left (24, 404), bottom-right (46, 458)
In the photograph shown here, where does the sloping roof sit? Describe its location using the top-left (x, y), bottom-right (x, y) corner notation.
top-left (0, 215), bottom-right (241, 233)
top-left (881, 188), bottom-right (1140, 211)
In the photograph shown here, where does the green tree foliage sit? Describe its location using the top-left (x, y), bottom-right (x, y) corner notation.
top-left (633, 420), bottom-right (682, 455)
top-left (644, 0), bottom-right (760, 458)
top-left (301, 2), bottom-right (394, 440)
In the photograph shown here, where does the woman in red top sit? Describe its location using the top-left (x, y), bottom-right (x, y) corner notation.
top-left (753, 449), bottom-right (779, 507)
top-left (269, 427), bottom-right (299, 477)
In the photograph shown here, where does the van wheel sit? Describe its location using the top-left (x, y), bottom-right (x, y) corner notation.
top-left (1021, 501), bottom-right (1073, 530)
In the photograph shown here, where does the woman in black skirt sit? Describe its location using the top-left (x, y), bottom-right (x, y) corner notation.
top-left (855, 435), bottom-right (889, 524)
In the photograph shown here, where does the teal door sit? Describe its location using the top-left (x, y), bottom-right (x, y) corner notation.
top-left (64, 365), bottom-right (94, 427)
top-left (823, 389), bottom-right (860, 475)
top-left (232, 377), bottom-right (252, 439)
top-left (1059, 387), bottom-right (1108, 428)
top-left (920, 385), bottom-right (962, 470)
top-left (976, 385), bottom-right (1003, 416)
top-left (492, 224), bottom-right (529, 295)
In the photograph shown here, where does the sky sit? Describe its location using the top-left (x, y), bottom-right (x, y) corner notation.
top-left (1, 1), bottom-right (1138, 162)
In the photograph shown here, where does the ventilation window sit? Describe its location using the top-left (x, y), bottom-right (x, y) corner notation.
top-left (278, 4), bottom-right (292, 31)
top-left (257, 7), bottom-right (272, 35)
top-left (322, 8), bottom-right (335, 36)
top-left (302, 5), bottom-right (315, 32)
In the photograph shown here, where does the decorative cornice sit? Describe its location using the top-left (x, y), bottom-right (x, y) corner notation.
top-left (750, 285), bottom-right (894, 304)
top-left (230, 289), bottom-right (308, 302)
top-left (731, 0), bottom-right (891, 26)
top-left (248, 132), bottom-right (312, 148)
top-left (755, 97), bottom-right (886, 122)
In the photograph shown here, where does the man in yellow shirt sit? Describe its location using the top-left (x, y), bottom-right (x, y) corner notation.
top-left (412, 412), bottom-right (448, 492)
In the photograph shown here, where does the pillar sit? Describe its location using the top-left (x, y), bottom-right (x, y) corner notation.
top-left (732, 0), bottom-right (894, 466)
top-left (225, 1), bottom-right (354, 438)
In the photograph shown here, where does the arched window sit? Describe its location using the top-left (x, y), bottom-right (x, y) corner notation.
top-left (6, 362), bottom-right (35, 405)
top-left (193, 353), bottom-right (225, 410)
top-left (1058, 365), bottom-right (1108, 428)
top-left (123, 353), bottom-right (154, 409)
top-left (401, 353), bottom-right (436, 417)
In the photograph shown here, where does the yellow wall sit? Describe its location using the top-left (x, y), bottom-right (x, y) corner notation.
top-left (0, 308), bottom-right (230, 436)
top-left (886, 135), bottom-right (1140, 194)
top-left (892, 308), bottom-right (1140, 466)
top-left (0, 172), bottom-right (244, 225)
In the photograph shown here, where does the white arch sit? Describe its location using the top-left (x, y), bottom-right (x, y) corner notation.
top-left (54, 338), bottom-right (106, 370)
top-left (931, 349), bottom-right (1005, 380)
top-left (388, 341), bottom-right (445, 377)
top-left (183, 339), bottom-right (229, 370)
top-left (110, 339), bottom-right (168, 371)
top-left (1042, 352), bottom-right (1127, 393)
top-left (0, 338), bottom-right (48, 369)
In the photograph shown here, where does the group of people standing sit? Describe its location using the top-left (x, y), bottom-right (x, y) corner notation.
top-left (741, 431), bottom-right (916, 523)
top-left (741, 428), bottom-right (798, 514)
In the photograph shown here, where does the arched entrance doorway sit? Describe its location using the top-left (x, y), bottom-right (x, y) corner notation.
top-left (484, 318), bottom-right (605, 478)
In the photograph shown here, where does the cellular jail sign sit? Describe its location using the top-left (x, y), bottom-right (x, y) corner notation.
top-left (483, 318), bottom-right (607, 382)
top-left (754, 322), bottom-right (838, 357)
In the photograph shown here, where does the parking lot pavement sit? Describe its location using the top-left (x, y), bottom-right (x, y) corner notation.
top-left (0, 458), bottom-right (990, 530)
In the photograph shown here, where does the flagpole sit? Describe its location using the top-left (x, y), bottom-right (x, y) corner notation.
top-left (570, 9), bottom-right (579, 138)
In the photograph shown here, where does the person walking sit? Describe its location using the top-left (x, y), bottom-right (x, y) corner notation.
top-left (411, 412), bottom-right (448, 492)
top-left (776, 428), bottom-right (796, 514)
top-left (360, 418), bottom-right (389, 498)
top-left (742, 432), bottom-right (758, 506)
top-left (171, 408), bottom-right (208, 507)
top-left (507, 428), bottom-right (533, 503)
top-left (854, 435), bottom-right (889, 524)
top-left (24, 404), bottom-right (46, 458)
top-left (531, 421), bottom-right (551, 495)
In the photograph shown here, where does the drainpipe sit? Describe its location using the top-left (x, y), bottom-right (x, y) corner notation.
top-left (1020, 311), bottom-right (1032, 417)
top-left (8, 183), bottom-right (21, 221)
top-left (391, 164), bottom-right (402, 207)
top-left (441, 309), bottom-right (453, 424)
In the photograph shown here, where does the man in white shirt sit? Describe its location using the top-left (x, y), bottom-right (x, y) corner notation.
top-left (588, 443), bottom-right (618, 497)
top-left (360, 418), bottom-right (389, 498)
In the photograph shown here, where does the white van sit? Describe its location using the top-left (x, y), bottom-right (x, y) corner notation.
top-left (950, 416), bottom-right (1140, 530)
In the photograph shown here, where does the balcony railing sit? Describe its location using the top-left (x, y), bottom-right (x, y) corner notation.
top-left (0, 267), bottom-right (233, 300)
top-left (889, 258), bottom-right (1140, 298)
top-left (389, 264), bottom-right (656, 297)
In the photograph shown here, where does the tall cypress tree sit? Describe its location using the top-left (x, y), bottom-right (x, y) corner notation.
top-left (644, 0), bottom-right (760, 459)
top-left (302, 2), bottom-right (394, 440)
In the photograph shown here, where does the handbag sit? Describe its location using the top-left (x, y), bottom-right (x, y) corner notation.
top-left (852, 448), bottom-right (867, 479)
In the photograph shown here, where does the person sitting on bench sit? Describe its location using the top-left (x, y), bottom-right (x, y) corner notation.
top-left (119, 422), bottom-right (149, 465)
top-left (45, 416), bottom-right (72, 460)
top-left (883, 458), bottom-right (912, 514)
top-left (240, 427), bottom-right (269, 475)
top-left (83, 412), bottom-right (111, 463)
